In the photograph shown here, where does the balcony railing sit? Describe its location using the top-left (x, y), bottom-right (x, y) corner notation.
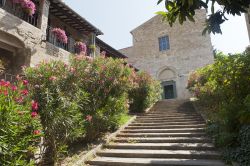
top-left (46, 26), bottom-right (77, 53)
top-left (0, 0), bottom-right (40, 27)
top-left (0, 72), bottom-right (17, 82)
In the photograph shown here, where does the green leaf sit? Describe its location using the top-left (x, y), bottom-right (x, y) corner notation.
top-left (155, 11), bottom-right (167, 16)
top-left (187, 14), bottom-right (195, 22)
top-left (157, 0), bottom-right (164, 5)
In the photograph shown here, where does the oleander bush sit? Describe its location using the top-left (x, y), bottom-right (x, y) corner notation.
top-left (24, 56), bottom-right (137, 164)
top-left (129, 72), bottom-right (162, 113)
top-left (1, 55), bottom-right (161, 165)
top-left (187, 49), bottom-right (250, 165)
top-left (24, 60), bottom-right (87, 165)
top-left (0, 79), bottom-right (42, 166)
top-left (70, 56), bottom-right (135, 141)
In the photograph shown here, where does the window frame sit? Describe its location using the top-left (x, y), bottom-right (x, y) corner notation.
top-left (158, 35), bottom-right (170, 52)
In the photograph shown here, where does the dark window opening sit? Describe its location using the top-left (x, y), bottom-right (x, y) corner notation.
top-left (159, 36), bottom-right (170, 51)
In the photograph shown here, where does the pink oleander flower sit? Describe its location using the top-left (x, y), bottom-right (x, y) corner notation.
top-left (11, 85), bottom-right (17, 91)
top-left (3, 90), bottom-right (8, 96)
top-left (21, 89), bottom-right (29, 96)
top-left (49, 76), bottom-right (57, 81)
top-left (32, 100), bottom-right (39, 111)
top-left (15, 96), bottom-right (24, 103)
top-left (23, 80), bottom-right (29, 86)
top-left (31, 112), bottom-right (38, 118)
top-left (86, 115), bottom-right (92, 122)
top-left (70, 67), bottom-right (76, 73)
top-left (74, 41), bottom-right (87, 54)
top-left (1, 81), bottom-right (11, 87)
top-left (33, 130), bottom-right (40, 135)
top-left (52, 28), bottom-right (68, 44)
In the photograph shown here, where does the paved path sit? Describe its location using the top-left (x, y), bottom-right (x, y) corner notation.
top-left (86, 100), bottom-right (225, 166)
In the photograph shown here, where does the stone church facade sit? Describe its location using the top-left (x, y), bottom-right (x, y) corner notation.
top-left (120, 10), bottom-right (214, 100)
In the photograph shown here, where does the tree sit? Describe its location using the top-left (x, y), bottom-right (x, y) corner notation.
top-left (156, 0), bottom-right (250, 34)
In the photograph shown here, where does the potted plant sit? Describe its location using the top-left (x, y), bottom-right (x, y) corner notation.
top-left (74, 41), bottom-right (87, 55)
top-left (51, 28), bottom-right (68, 44)
top-left (12, 0), bottom-right (36, 16)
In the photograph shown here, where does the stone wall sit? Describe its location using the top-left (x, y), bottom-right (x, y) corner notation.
top-left (120, 10), bottom-right (214, 100)
top-left (0, 4), bottom-right (73, 74)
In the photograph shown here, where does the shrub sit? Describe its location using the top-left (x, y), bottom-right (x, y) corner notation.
top-left (24, 56), bottom-right (136, 163)
top-left (0, 79), bottom-right (41, 165)
top-left (187, 51), bottom-right (250, 164)
top-left (129, 72), bottom-right (162, 113)
top-left (70, 56), bottom-right (135, 141)
top-left (24, 60), bottom-right (87, 164)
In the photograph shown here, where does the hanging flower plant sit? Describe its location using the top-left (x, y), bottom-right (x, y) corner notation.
top-left (13, 0), bottom-right (36, 16)
top-left (52, 28), bottom-right (68, 44)
top-left (74, 41), bottom-right (87, 54)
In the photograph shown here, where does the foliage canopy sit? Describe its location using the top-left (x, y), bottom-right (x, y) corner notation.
top-left (156, 0), bottom-right (250, 34)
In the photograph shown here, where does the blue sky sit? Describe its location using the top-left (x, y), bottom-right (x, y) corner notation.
top-left (64, 0), bottom-right (249, 54)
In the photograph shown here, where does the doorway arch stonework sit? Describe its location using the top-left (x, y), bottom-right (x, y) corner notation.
top-left (157, 66), bottom-right (178, 99)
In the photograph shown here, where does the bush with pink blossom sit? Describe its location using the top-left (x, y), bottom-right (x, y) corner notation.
top-left (0, 79), bottom-right (42, 165)
top-left (24, 56), bottom-right (161, 164)
top-left (128, 71), bottom-right (162, 113)
top-left (24, 60), bottom-right (86, 165)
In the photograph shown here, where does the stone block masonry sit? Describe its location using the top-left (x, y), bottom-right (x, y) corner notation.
top-left (120, 10), bottom-right (214, 100)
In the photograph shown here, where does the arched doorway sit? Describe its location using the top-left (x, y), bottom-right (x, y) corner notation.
top-left (157, 67), bottom-right (177, 99)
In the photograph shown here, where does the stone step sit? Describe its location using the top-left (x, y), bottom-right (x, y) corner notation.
top-left (97, 149), bottom-right (221, 160)
top-left (137, 114), bottom-right (200, 117)
top-left (113, 137), bottom-right (212, 143)
top-left (117, 132), bottom-right (207, 138)
top-left (104, 143), bottom-right (216, 150)
top-left (135, 119), bottom-right (204, 123)
top-left (87, 157), bottom-right (225, 166)
top-left (135, 117), bottom-right (203, 121)
top-left (122, 128), bottom-right (205, 133)
top-left (136, 115), bottom-right (201, 119)
top-left (126, 124), bottom-right (206, 129)
top-left (142, 113), bottom-right (197, 116)
top-left (131, 121), bottom-right (206, 126)
top-left (139, 112), bottom-right (199, 115)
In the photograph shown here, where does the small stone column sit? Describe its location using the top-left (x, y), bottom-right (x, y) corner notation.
top-left (89, 32), bottom-right (96, 58)
top-left (38, 0), bottom-right (50, 39)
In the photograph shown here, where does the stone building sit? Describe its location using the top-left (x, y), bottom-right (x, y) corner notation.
top-left (120, 10), bottom-right (214, 100)
top-left (0, 0), bottom-right (126, 80)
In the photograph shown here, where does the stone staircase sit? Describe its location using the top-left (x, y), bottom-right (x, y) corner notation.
top-left (86, 100), bottom-right (225, 166)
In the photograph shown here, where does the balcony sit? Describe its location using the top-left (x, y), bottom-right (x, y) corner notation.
top-left (46, 26), bottom-right (95, 56)
top-left (46, 26), bottom-right (76, 54)
top-left (0, 72), bottom-right (17, 82)
top-left (0, 0), bottom-right (40, 27)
